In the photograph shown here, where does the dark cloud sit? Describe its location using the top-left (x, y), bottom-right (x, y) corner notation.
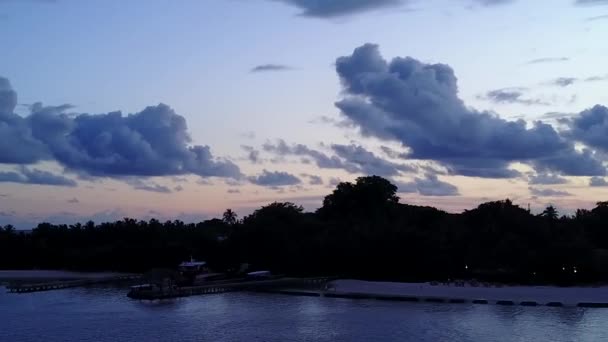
top-left (541, 112), bottom-right (574, 120)
top-left (264, 139), bottom-right (415, 176)
top-left (0, 167), bottom-right (77, 187)
top-left (551, 77), bottom-right (578, 87)
top-left (576, 0), bottom-right (608, 5)
top-left (126, 179), bottom-right (172, 193)
top-left (395, 174), bottom-right (459, 196)
top-left (270, 0), bottom-right (405, 18)
top-left (590, 177), bottom-right (608, 187)
top-left (241, 145), bottom-right (261, 163)
top-left (174, 185), bottom-right (184, 192)
top-left (529, 187), bottom-right (572, 197)
top-left (263, 140), bottom-right (360, 173)
top-left (480, 88), bottom-right (548, 106)
top-left (0, 77), bottom-right (241, 180)
top-left (67, 197), bottom-right (79, 204)
top-left (526, 57), bottom-right (569, 64)
top-left (301, 173), bottom-right (323, 185)
top-left (308, 175), bottom-right (323, 185)
top-left (566, 105), bottom-right (608, 153)
top-left (227, 189), bottom-right (241, 194)
top-left (251, 64), bottom-right (292, 73)
top-left (546, 75), bottom-right (608, 86)
top-left (528, 173), bottom-right (569, 185)
top-left (331, 143), bottom-right (416, 176)
top-left (248, 170), bottom-right (301, 187)
top-left (334, 44), bottom-right (606, 178)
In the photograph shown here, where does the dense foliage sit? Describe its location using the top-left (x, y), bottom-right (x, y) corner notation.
top-left (2, 176), bottom-right (608, 284)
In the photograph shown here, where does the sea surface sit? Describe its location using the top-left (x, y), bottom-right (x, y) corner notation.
top-left (1, 285), bottom-right (608, 342)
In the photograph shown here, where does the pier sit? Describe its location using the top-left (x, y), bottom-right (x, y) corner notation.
top-left (7, 275), bottom-right (141, 293)
top-left (127, 277), bottom-right (334, 300)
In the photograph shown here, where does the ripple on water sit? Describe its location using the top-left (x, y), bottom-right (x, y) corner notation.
top-left (2, 287), bottom-right (608, 342)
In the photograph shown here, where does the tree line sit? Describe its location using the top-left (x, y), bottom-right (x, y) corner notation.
top-left (2, 176), bottom-right (608, 285)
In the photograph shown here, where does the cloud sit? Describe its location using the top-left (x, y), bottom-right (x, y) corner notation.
top-left (529, 187), bottom-right (572, 197)
top-left (590, 177), bottom-right (608, 187)
top-left (248, 170), bottom-right (301, 187)
top-left (0, 167), bottom-right (77, 187)
top-left (251, 64), bottom-right (292, 73)
top-left (174, 185), bottom-right (184, 192)
top-left (270, 0), bottom-right (405, 18)
top-left (331, 144), bottom-right (416, 176)
top-left (264, 140), bottom-right (415, 176)
top-left (587, 14), bottom-right (608, 21)
top-left (471, 0), bottom-right (515, 6)
top-left (566, 105), bottom-right (608, 153)
top-left (227, 189), bottom-right (241, 194)
top-left (328, 177), bottom-right (341, 187)
top-left (546, 75), bottom-right (608, 86)
top-left (263, 139), bottom-right (360, 173)
top-left (528, 173), bottom-right (569, 185)
top-left (0, 77), bottom-right (241, 180)
top-left (67, 197), bottom-right (79, 204)
top-left (380, 145), bottom-right (409, 159)
top-left (396, 174), bottom-right (459, 196)
top-left (551, 77), bottom-right (578, 87)
top-left (301, 173), bottom-right (323, 185)
top-left (526, 57), bottom-right (569, 64)
top-left (576, 0), bottom-right (608, 5)
top-left (241, 145), bottom-right (261, 163)
top-left (334, 44), bottom-right (606, 178)
top-left (480, 88), bottom-right (548, 106)
top-left (126, 178), bottom-right (172, 193)
top-left (586, 74), bottom-right (608, 82)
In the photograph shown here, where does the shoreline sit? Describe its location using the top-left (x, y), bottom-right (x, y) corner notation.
top-left (0, 270), bottom-right (135, 282)
top-left (277, 279), bottom-right (608, 308)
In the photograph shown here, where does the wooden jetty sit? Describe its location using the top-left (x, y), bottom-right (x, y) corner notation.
top-left (128, 277), bottom-right (334, 300)
top-left (7, 274), bottom-right (141, 293)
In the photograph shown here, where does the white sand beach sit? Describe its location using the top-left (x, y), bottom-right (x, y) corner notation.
top-left (329, 279), bottom-right (608, 306)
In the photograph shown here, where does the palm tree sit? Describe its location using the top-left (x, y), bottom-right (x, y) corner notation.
top-left (222, 209), bottom-right (238, 225)
top-left (541, 205), bottom-right (558, 220)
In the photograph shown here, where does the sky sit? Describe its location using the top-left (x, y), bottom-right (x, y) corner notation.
top-left (1, 0), bottom-right (608, 228)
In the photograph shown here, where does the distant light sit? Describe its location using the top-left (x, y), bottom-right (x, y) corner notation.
top-left (574, 269), bottom-right (578, 274)
top-left (562, 267), bottom-right (565, 271)
top-left (465, 265), bottom-right (468, 270)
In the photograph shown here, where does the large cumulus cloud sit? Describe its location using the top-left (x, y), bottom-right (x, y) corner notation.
top-left (567, 105), bottom-right (608, 154)
top-left (0, 77), bottom-right (241, 180)
top-left (334, 44), bottom-right (606, 178)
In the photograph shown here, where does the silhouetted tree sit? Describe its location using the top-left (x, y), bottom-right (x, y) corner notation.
top-left (541, 205), bottom-right (559, 220)
top-left (222, 209), bottom-right (238, 225)
top-left (1, 176), bottom-right (608, 284)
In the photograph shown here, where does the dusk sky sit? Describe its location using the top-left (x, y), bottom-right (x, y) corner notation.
top-left (1, 0), bottom-right (608, 228)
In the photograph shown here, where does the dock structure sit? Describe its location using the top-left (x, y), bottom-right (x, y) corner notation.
top-left (6, 275), bottom-right (141, 293)
top-left (128, 277), bottom-right (334, 300)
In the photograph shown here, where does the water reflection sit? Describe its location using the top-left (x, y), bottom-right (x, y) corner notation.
top-left (2, 287), bottom-right (608, 342)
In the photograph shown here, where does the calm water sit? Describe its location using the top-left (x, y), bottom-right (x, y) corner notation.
top-left (1, 286), bottom-right (608, 342)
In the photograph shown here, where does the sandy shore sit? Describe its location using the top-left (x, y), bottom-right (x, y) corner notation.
top-left (328, 279), bottom-right (608, 306)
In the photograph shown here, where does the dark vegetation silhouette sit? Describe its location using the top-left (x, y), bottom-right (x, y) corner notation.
top-left (2, 176), bottom-right (608, 285)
